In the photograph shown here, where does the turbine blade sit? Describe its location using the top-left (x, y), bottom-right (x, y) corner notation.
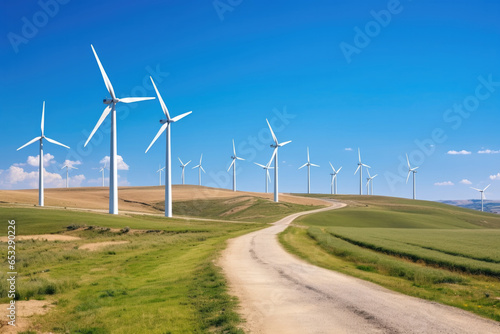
top-left (362, 164), bottom-right (371, 168)
top-left (145, 122), bottom-right (168, 153)
top-left (366, 169), bottom-right (371, 178)
top-left (192, 165), bottom-right (199, 169)
top-left (471, 187), bottom-right (481, 191)
top-left (150, 76), bottom-right (170, 119)
top-left (41, 101), bottom-right (45, 136)
top-left (268, 148), bottom-right (278, 167)
top-left (358, 148), bottom-right (361, 163)
top-left (254, 162), bottom-right (266, 168)
top-left (298, 163), bottom-right (307, 170)
top-left (279, 140), bottom-right (292, 147)
top-left (200, 154), bottom-right (203, 164)
top-left (329, 162), bottom-right (334, 172)
top-left (17, 136), bottom-right (41, 150)
top-left (372, 174), bottom-right (378, 179)
top-left (354, 165), bottom-right (360, 175)
top-left (119, 97), bottom-right (155, 103)
top-left (85, 105), bottom-right (111, 147)
top-left (91, 44), bottom-right (115, 100)
top-left (307, 147), bottom-right (310, 162)
top-left (227, 160), bottom-right (235, 172)
top-left (337, 166), bottom-right (342, 173)
top-left (178, 157), bottom-right (183, 165)
top-left (171, 111), bottom-right (192, 122)
top-left (311, 163), bottom-right (320, 167)
top-left (267, 169), bottom-right (271, 183)
top-left (484, 184), bottom-right (491, 191)
top-left (185, 160), bottom-right (191, 166)
top-left (406, 153), bottom-right (410, 168)
top-left (232, 139), bottom-right (236, 156)
top-left (45, 137), bottom-right (70, 149)
top-left (200, 165), bottom-right (206, 173)
top-left (406, 171), bottom-right (411, 184)
top-left (266, 119), bottom-right (278, 144)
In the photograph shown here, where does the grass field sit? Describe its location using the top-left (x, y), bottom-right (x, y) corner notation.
top-left (0, 190), bottom-right (319, 333)
top-left (280, 195), bottom-right (500, 321)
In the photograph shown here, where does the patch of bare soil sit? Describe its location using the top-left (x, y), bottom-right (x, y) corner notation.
top-left (0, 300), bottom-right (53, 333)
top-left (79, 241), bottom-right (129, 251)
top-left (0, 234), bottom-right (80, 242)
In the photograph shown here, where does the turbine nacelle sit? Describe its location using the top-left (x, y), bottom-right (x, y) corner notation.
top-left (103, 98), bottom-right (117, 104)
top-left (160, 119), bottom-right (171, 124)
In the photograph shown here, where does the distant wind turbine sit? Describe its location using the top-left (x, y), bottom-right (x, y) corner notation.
top-left (471, 184), bottom-right (490, 212)
top-left (254, 160), bottom-right (274, 193)
top-left (84, 45), bottom-right (155, 214)
top-left (329, 162), bottom-right (342, 195)
top-left (365, 168), bottom-right (378, 195)
top-left (354, 148), bottom-right (370, 195)
top-left (144, 77), bottom-right (192, 218)
top-left (178, 158), bottom-right (191, 185)
top-left (17, 101), bottom-right (70, 206)
top-left (267, 119), bottom-right (291, 202)
top-left (406, 153), bottom-right (419, 200)
top-left (298, 147), bottom-right (319, 194)
top-left (156, 165), bottom-right (165, 186)
top-left (99, 163), bottom-right (106, 187)
top-left (61, 164), bottom-right (78, 188)
top-left (192, 154), bottom-right (205, 186)
top-left (228, 139), bottom-right (245, 192)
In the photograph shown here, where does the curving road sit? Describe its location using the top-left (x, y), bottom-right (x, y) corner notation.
top-left (219, 200), bottom-right (500, 334)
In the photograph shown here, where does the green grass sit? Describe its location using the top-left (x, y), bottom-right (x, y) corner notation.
top-left (0, 206), bottom-right (266, 333)
top-left (280, 195), bottom-right (500, 321)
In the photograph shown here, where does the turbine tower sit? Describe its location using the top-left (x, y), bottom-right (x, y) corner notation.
top-left (228, 139), bottom-right (245, 191)
top-left (471, 184), bottom-right (490, 212)
top-left (178, 158), bottom-right (191, 185)
top-left (298, 147), bottom-right (319, 194)
top-left (145, 77), bottom-right (192, 218)
top-left (365, 168), bottom-right (378, 195)
top-left (329, 162), bottom-right (342, 195)
top-left (266, 119), bottom-right (291, 202)
top-left (61, 164), bottom-right (78, 188)
top-left (156, 165), bottom-right (165, 186)
top-left (17, 101), bottom-right (70, 206)
top-left (354, 148), bottom-right (370, 195)
top-left (406, 154), bottom-right (419, 200)
top-left (99, 163), bottom-right (106, 187)
top-left (192, 154), bottom-right (205, 186)
top-left (84, 45), bottom-right (155, 214)
top-left (254, 161), bottom-right (274, 193)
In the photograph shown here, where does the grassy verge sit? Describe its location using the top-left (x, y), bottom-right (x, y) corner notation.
top-left (0, 206), bottom-right (265, 333)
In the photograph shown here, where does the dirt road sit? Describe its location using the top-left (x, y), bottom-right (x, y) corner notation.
top-left (219, 200), bottom-right (500, 333)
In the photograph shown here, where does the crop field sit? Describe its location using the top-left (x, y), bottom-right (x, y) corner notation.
top-left (281, 195), bottom-right (500, 321)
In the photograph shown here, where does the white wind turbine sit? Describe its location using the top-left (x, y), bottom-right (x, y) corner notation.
top-left (192, 154), bottom-right (206, 186)
top-left (354, 148), bottom-right (370, 195)
top-left (178, 158), bottom-right (191, 185)
top-left (329, 162), bottom-right (342, 195)
top-left (145, 77), bottom-right (192, 218)
top-left (471, 184), bottom-right (490, 212)
top-left (365, 168), bottom-right (378, 195)
top-left (267, 119), bottom-right (291, 202)
top-left (254, 160), bottom-right (274, 193)
top-left (99, 162), bottom-right (106, 187)
top-left (61, 164), bottom-right (78, 188)
top-left (406, 153), bottom-right (419, 200)
top-left (156, 165), bottom-right (165, 186)
top-left (298, 147), bottom-right (319, 194)
top-left (84, 45), bottom-right (155, 215)
top-left (17, 101), bottom-right (70, 206)
top-left (228, 139), bottom-right (245, 192)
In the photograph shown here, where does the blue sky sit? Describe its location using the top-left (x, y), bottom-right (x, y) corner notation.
top-left (1, 0), bottom-right (499, 200)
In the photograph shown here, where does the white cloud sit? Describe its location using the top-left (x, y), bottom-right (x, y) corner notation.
top-left (447, 150), bottom-right (471, 155)
top-left (62, 160), bottom-right (82, 168)
top-left (459, 179), bottom-right (472, 185)
top-left (345, 148), bottom-right (353, 151)
top-left (26, 154), bottom-right (56, 167)
top-left (0, 165), bottom-right (64, 188)
top-left (68, 174), bottom-right (86, 187)
top-left (434, 181), bottom-right (454, 186)
top-left (489, 173), bottom-right (500, 181)
top-left (478, 149), bottom-right (500, 154)
top-left (100, 156), bottom-right (129, 170)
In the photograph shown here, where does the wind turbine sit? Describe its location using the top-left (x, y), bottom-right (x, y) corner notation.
top-left (156, 165), bottom-right (165, 186)
top-left (365, 168), bottom-right (378, 195)
top-left (254, 161), bottom-right (274, 193)
top-left (99, 163), bottom-right (106, 187)
top-left (329, 162), bottom-right (342, 195)
top-left (145, 77), bottom-right (192, 218)
top-left (84, 45), bottom-right (155, 215)
top-left (228, 139), bottom-right (245, 192)
top-left (61, 164), bottom-right (78, 188)
top-left (406, 154), bottom-right (419, 200)
top-left (298, 147), bottom-right (319, 194)
top-left (17, 101), bottom-right (70, 206)
top-left (178, 158), bottom-right (191, 185)
top-left (266, 119), bottom-right (291, 202)
top-left (354, 148), bottom-right (370, 195)
top-left (471, 184), bottom-right (490, 212)
top-left (192, 154), bottom-right (205, 186)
